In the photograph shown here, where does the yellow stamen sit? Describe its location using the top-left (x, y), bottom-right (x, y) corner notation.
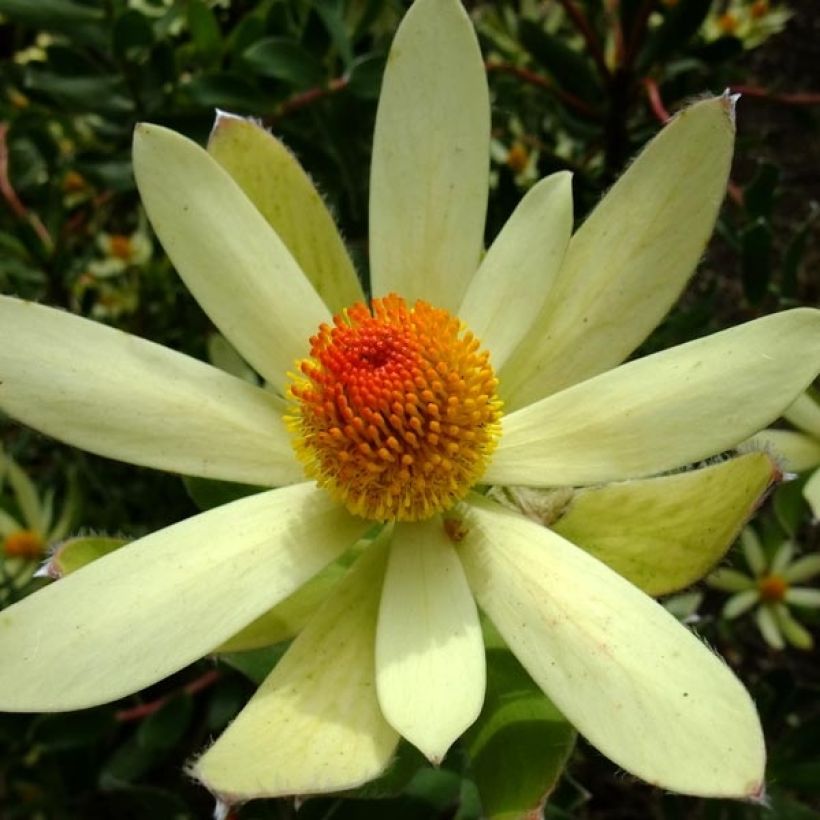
top-left (288, 295), bottom-right (502, 521)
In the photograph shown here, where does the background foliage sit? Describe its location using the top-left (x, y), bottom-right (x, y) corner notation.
top-left (0, 0), bottom-right (818, 818)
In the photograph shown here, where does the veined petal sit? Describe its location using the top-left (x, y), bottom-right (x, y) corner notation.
top-left (133, 124), bottom-right (329, 391)
top-left (488, 309), bottom-right (820, 488)
top-left (0, 483), bottom-right (368, 711)
top-left (208, 112), bottom-right (364, 313)
top-left (458, 495), bottom-right (765, 798)
top-left (552, 453), bottom-right (777, 596)
top-left (0, 297), bottom-right (301, 487)
top-left (500, 96), bottom-right (736, 410)
top-left (457, 173), bottom-right (572, 370)
top-left (804, 466), bottom-right (820, 519)
top-left (745, 430), bottom-right (820, 472)
top-left (195, 534), bottom-right (399, 800)
top-left (784, 392), bottom-right (820, 438)
top-left (369, 0), bottom-right (489, 311)
top-left (375, 518), bottom-right (485, 763)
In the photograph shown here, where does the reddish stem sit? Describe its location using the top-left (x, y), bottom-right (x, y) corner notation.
top-left (642, 76), bottom-right (671, 123)
top-left (729, 85), bottom-right (820, 106)
top-left (556, 0), bottom-right (611, 79)
top-left (485, 60), bottom-right (600, 119)
top-left (267, 77), bottom-right (349, 126)
top-left (0, 123), bottom-right (53, 249)
top-left (115, 668), bottom-right (221, 722)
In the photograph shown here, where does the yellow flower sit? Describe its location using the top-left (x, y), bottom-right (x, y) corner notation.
top-left (708, 528), bottom-right (820, 650)
top-left (0, 449), bottom-right (78, 601)
top-left (746, 391), bottom-right (820, 519)
top-left (0, 0), bottom-right (819, 805)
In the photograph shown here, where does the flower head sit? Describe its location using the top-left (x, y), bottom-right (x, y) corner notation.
top-left (746, 391), bottom-right (820, 519)
top-left (708, 528), bottom-right (820, 650)
top-left (0, 0), bottom-right (819, 807)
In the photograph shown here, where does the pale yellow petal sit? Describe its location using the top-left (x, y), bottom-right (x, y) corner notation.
top-left (783, 392), bottom-right (820, 439)
top-left (487, 309), bottom-right (820, 487)
top-left (500, 96), bottom-right (736, 410)
top-left (744, 429), bottom-right (820, 472)
top-left (375, 518), bottom-right (485, 762)
top-left (458, 173), bottom-right (572, 370)
top-left (369, 0), bottom-right (489, 311)
top-left (552, 453), bottom-right (777, 596)
top-left (208, 112), bottom-right (363, 312)
top-left (216, 558), bottom-right (347, 652)
top-left (0, 297), bottom-right (301, 487)
top-left (133, 123), bottom-right (329, 391)
top-left (0, 483), bottom-right (368, 710)
top-left (195, 535), bottom-right (399, 800)
top-left (458, 495), bottom-right (765, 798)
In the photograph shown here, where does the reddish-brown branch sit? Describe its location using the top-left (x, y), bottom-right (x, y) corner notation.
top-left (623, 0), bottom-right (656, 70)
top-left (642, 76), bottom-right (671, 123)
top-left (555, 0), bottom-right (611, 79)
top-left (729, 85), bottom-right (820, 106)
top-left (606, 0), bottom-right (627, 68)
top-left (0, 123), bottom-right (53, 249)
top-left (267, 77), bottom-right (349, 126)
top-left (115, 668), bottom-right (221, 722)
top-left (485, 61), bottom-right (600, 119)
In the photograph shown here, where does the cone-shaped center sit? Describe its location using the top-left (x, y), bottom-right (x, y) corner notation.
top-left (289, 295), bottom-right (502, 521)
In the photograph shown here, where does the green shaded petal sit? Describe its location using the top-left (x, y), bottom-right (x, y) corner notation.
top-left (782, 553), bottom-right (820, 583)
top-left (47, 536), bottom-right (127, 577)
top-left (501, 96), bottom-right (736, 410)
top-left (194, 535), bottom-right (399, 799)
top-left (133, 123), bottom-right (329, 391)
top-left (723, 590), bottom-right (759, 619)
top-left (208, 113), bottom-right (363, 313)
top-left (783, 392), bottom-right (820, 439)
top-left (745, 429), bottom-right (820, 472)
top-left (458, 173), bottom-right (572, 370)
top-left (707, 568), bottom-right (755, 593)
top-left (804, 466), bottom-right (820, 519)
top-left (773, 604), bottom-right (813, 650)
top-left (0, 297), bottom-right (301, 487)
top-left (552, 453), bottom-right (776, 596)
top-left (376, 518), bottom-right (485, 763)
top-left (369, 0), bottom-right (489, 311)
top-left (741, 527), bottom-right (767, 576)
top-left (784, 588), bottom-right (820, 609)
top-left (0, 483), bottom-right (368, 711)
top-left (755, 606), bottom-right (784, 649)
top-left (488, 309), bottom-right (820, 488)
top-left (459, 494), bottom-right (765, 799)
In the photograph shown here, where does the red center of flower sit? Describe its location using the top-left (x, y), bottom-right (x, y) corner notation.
top-left (288, 295), bottom-right (502, 521)
top-left (3, 529), bottom-right (44, 560)
top-left (758, 575), bottom-right (788, 603)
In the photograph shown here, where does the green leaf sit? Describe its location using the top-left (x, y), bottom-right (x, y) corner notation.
top-left (315, 0), bottom-right (354, 67)
top-left (740, 218), bottom-right (772, 304)
top-left (219, 645), bottom-right (288, 685)
top-left (638, 0), bottom-right (712, 69)
top-left (347, 53), bottom-right (386, 100)
top-left (136, 694), bottom-right (194, 751)
top-left (518, 20), bottom-right (601, 102)
top-left (0, 0), bottom-right (103, 33)
top-left (112, 9), bottom-right (155, 57)
top-left (774, 474), bottom-right (810, 536)
top-left (30, 708), bottom-right (115, 751)
top-left (182, 475), bottom-right (264, 512)
top-left (23, 70), bottom-right (133, 115)
top-left (242, 37), bottom-right (326, 87)
top-left (350, 741), bottom-right (428, 799)
top-left (744, 162), bottom-right (779, 220)
top-left (181, 72), bottom-right (269, 111)
top-left (187, 0), bottom-right (222, 60)
top-left (465, 648), bottom-right (576, 820)
top-left (782, 208), bottom-right (817, 298)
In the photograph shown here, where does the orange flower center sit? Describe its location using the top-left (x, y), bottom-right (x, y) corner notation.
top-left (758, 574), bottom-right (788, 602)
top-left (289, 295), bottom-right (502, 521)
top-left (718, 12), bottom-right (738, 33)
top-left (506, 142), bottom-right (530, 174)
top-left (109, 234), bottom-right (133, 261)
top-left (3, 529), bottom-right (45, 559)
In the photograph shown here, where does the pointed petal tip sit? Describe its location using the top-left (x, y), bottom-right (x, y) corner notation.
top-left (722, 89), bottom-right (741, 123)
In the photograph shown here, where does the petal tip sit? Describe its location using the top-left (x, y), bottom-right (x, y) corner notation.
top-left (721, 89), bottom-right (741, 124)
